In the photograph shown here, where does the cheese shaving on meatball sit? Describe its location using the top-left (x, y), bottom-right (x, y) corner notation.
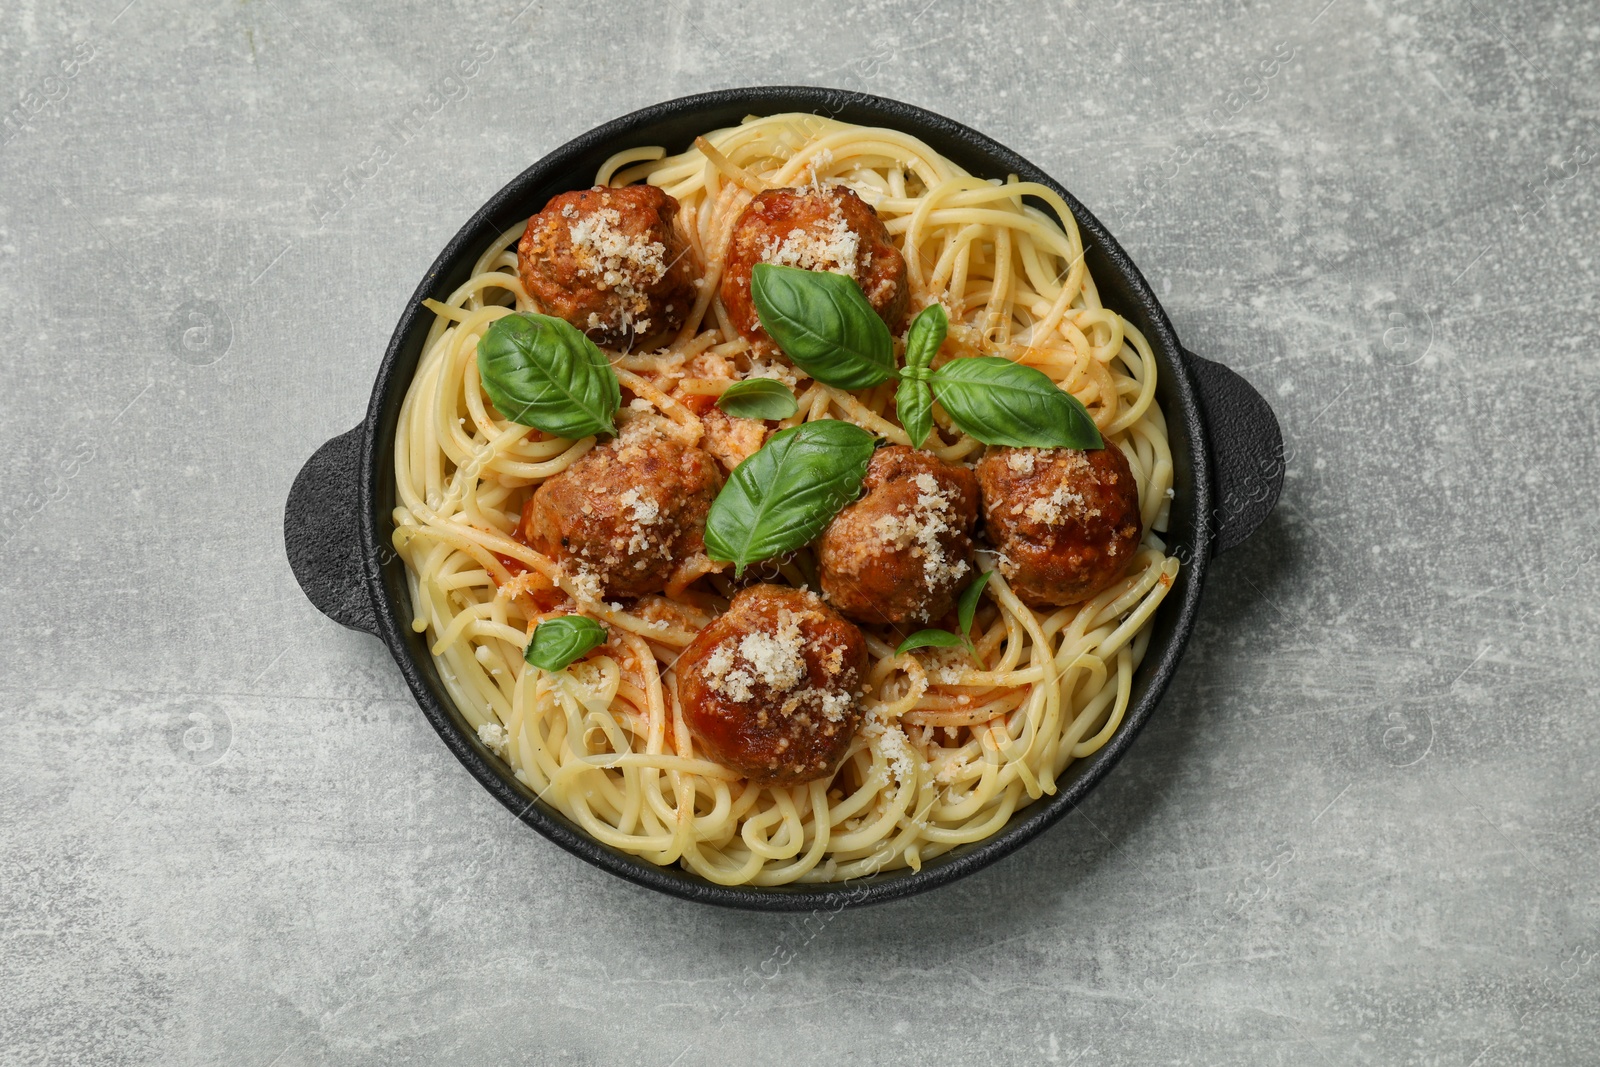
top-left (1023, 484), bottom-right (1087, 525)
top-left (736, 610), bottom-right (806, 691)
top-left (817, 690), bottom-right (852, 723)
top-left (1006, 450), bottom-right (1037, 475)
top-left (701, 644), bottom-right (739, 694)
top-left (699, 608), bottom-right (860, 726)
top-left (1015, 451), bottom-right (1100, 524)
top-left (618, 488), bottom-right (659, 525)
top-left (871, 472), bottom-right (971, 590)
top-left (760, 204), bottom-right (861, 276)
top-left (703, 609), bottom-right (806, 702)
top-left (913, 473), bottom-right (945, 508)
top-left (567, 206), bottom-right (669, 334)
top-left (618, 487), bottom-right (664, 554)
top-left (563, 561), bottom-right (604, 603)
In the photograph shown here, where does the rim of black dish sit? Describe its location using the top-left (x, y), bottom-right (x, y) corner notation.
top-left (357, 86), bottom-right (1213, 910)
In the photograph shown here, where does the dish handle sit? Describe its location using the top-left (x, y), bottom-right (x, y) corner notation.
top-left (1180, 348), bottom-right (1284, 554)
top-left (284, 425), bottom-right (379, 635)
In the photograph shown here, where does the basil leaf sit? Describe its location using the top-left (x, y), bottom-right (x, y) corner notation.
top-left (929, 357), bottom-right (1103, 449)
top-left (897, 574), bottom-right (988, 659)
top-left (902, 303), bottom-right (947, 380)
top-left (750, 263), bottom-right (895, 389)
top-left (956, 570), bottom-right (991, 639)
top-left (896, 628), bottom-right (965, 656)
top-left (715, 378), bottom-right (799, 421)
top-left (525, 615), bottom-right (607, 672)
top-left (476, 313), bottom-right (620, 440)
top-left (895, 376), bottom-right (933, 449)
top-left (893, 304), bottom-right (945, 448)
top-left (704, 419), bottom-right (877, 574)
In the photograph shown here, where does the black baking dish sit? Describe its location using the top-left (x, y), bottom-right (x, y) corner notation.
top-left (284, 87), bottom-right (1283, 910)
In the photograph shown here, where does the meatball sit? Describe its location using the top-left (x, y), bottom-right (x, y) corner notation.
top-left (523, 417), bottom-right (722, 601)
top-left (976, 445), bottom-right (1142, 609)
top-left (720, 186), bottom-right (908, 348)
top-left (817, 446), bottom-right (980, 627)
top-left (517, 185), bottom-right (696, 346)
top-left (678, 585), bottom-right (868, 786)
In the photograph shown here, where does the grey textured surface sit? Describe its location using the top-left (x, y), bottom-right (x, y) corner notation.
top-left (3, 0), bottom-right (1597, 1063)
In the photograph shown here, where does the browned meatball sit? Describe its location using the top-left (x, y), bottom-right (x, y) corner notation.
top-left (517, 185), bottom-right (696, 346)
top-left (976, 445), bottom-right (1142, 609)
top-left (523, 417), bottom-right (721, 600)
top-left (678, 585), bottom-right (867, 786)
top-left (816, 446), bottom-right (980, 627)
top-left (720, 186), bottom-right (908, 348)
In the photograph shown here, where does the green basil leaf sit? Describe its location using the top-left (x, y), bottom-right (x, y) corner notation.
top-left (524, 615), bottom-right (607, 672)
top-left (895, 376), bottom-right (933, 449)
top-left (750, 263), bottom-right (895, 389)
top-left (956, 570), bottom-right (991, 639)
top-left (476, 312), bottom-right (620, 440)
top-left (715, 378), bottom-right (799, 421)
top-left (704, 419), bottom-right (877, 574)
top-left (902, 303), bottom-right (947, 380)
top-left (896, 628), bottom-right (965, 656)
top-left (929, 356), bottom-right (1103, 449)
top-left (893, 304), bottom-right (945, 449)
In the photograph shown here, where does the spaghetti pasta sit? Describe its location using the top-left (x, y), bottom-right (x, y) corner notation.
top-left (391, 114), bottom-right (1179, 886)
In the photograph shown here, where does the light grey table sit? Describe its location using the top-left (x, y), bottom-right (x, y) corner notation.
top-left (4, 1), bottom-right (1596, 1063)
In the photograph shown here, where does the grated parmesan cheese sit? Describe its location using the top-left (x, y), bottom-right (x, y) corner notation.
top-left (701, 605), bottom-right (859, 726)
top-left (818, 691), bottom-right (852, 723)
top-left (930, 650), bottom-right (968, 684)
top-left (476, 721), bottom-right (509, 757)
top-left (616, 487), bottom-right (664, 555)
top-left (861, 713), bottom-right (916, 785)
top-left (798, 148), bottom-right (835, 195)
top-left (883, 726), bottom-right (908, 783)
top-left (760, 200), bottom-right (860, 277)
top-left (567, 205), bottom-right (668, 335)
top-left (735, 610), bottom-right (806, 693)
top-left (1013, 450), bottom-right (1099, 525)
top-left (872, 472), bottom-right (970, 589)
top-left (746, 359), bottom-right (799, 388)
top-left (617, 488), bottom-right (657, 525)
top-left (1024, 482), bottom-right (1087, 525)
top-left (563, 562), bottom-right (603, 603)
